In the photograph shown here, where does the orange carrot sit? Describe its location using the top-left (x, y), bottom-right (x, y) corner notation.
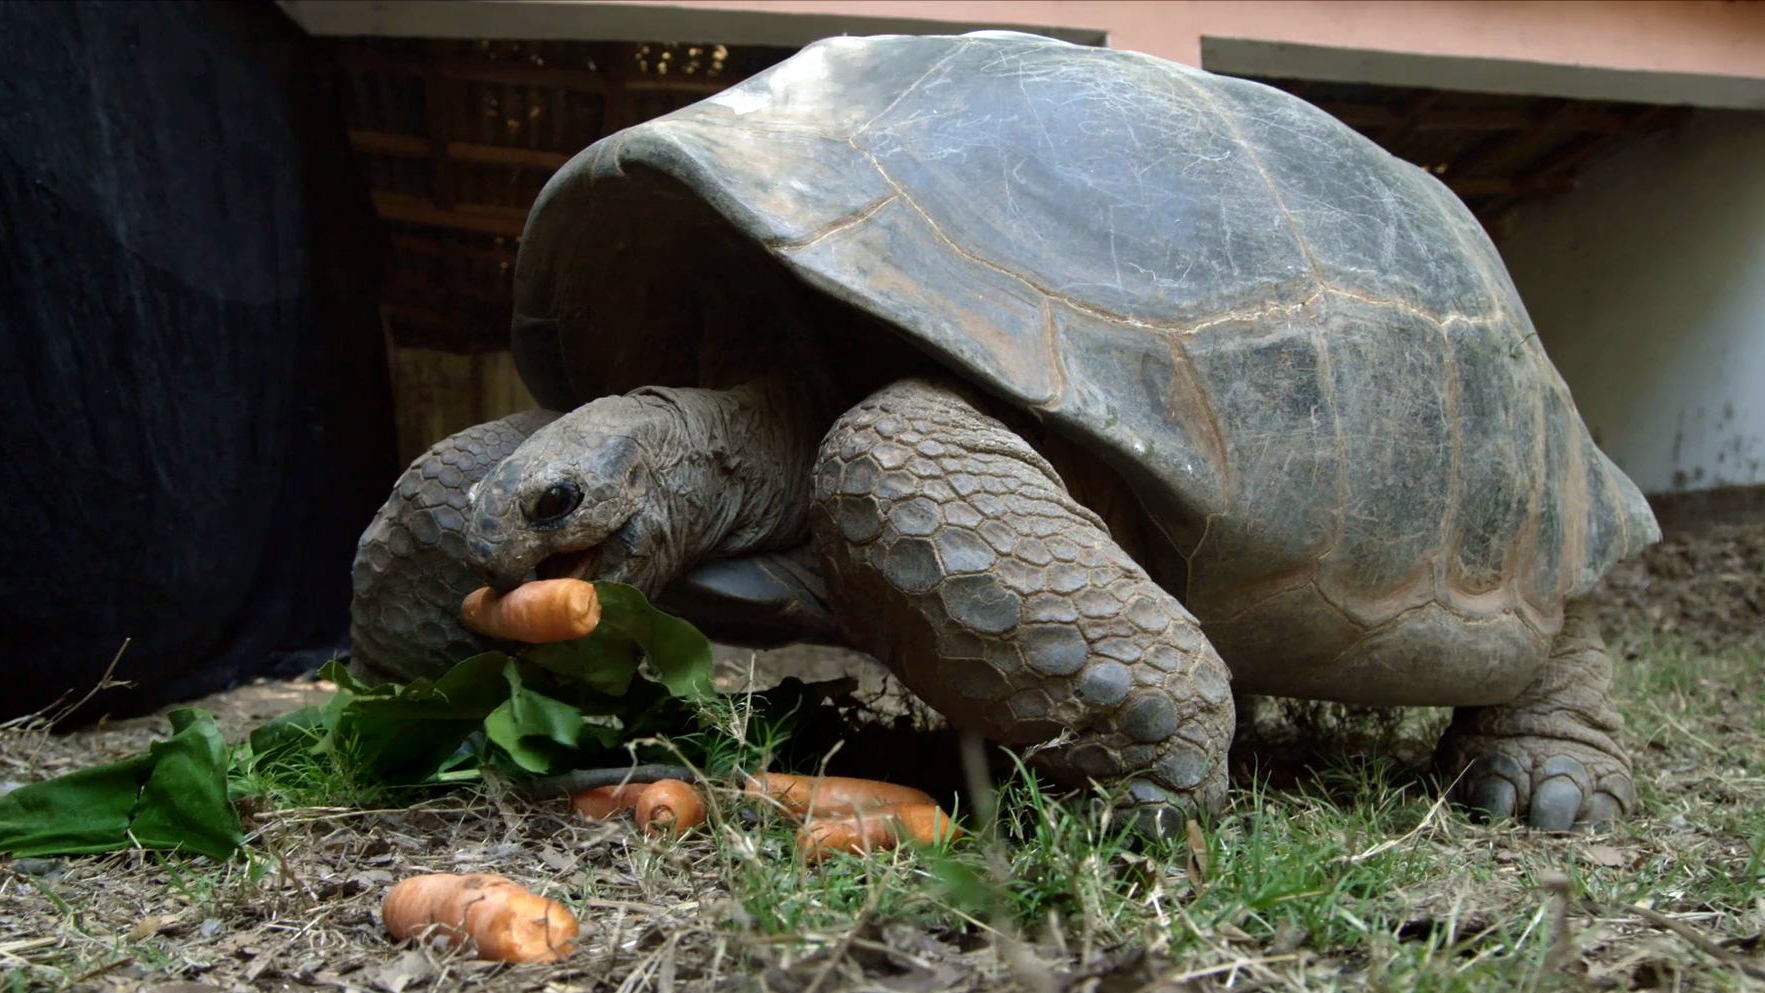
top-left (460, 579), bottom-right (600, 643)
top-left (887, 803), bottom-right (963, 845)
top-left (744, 772), bottom-right (934, 818)
top-left (796, 803), bottom-right (961, 861)
top-left (382, 873), bottom-right (578, 963)
top-left (571, 783), bottom-right (649, 820)
top-left (636, 779), bottom-right (707, 837)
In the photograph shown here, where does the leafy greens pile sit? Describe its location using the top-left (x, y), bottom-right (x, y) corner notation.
top-left (0, 583), bottom-right (719, 860)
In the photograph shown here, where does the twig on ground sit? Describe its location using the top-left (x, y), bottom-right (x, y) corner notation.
top-left (1171, 901), bottom-right (1290, 988)
top-left (1160, 954), bottom-right (1302, 984)
top-left (1, 641), bottom-right (135, 778)
top-left (1536, 871), bottom-right (1576, 984)
top-left (524, 764), bottom-right (701, 797)
top-left (1627, 903), bottom-right (1765, 980)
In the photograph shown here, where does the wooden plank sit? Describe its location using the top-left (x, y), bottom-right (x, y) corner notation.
top-left (623, 77), bottom-right (729, 95)
top-left (350, 129), bottom-right (426, 157)
top-left (1441, 175), bottom-right (1573, 197)
top-left (389, 233), bottom-right (516, 265)
top-left (371, 191), bottom-right (529, 237)
top-left (381, 302), bottom-right (510, 351)
top-left (1521, 106), bottom-right (1682, 184)
top-left (349, 130), bottom-right (573, 171)
top-left (1446, 100), bottom-right (1570, 179)
top-left (425, 43), bottom-right (457, 210)
top-left (1475, 133), bottom-right (1618, 220)
top-left (337, 45), bottom-right (611, 95)
top-left (381, 301), bottom-right (477, 337)
top-left (385, 343), bottom-right (537, 466)
top-left (385, 275), bottom-right (510, 308)
top-left (449, 141), bottom-right (573, 170)
top-left (1382, 92), bottom-right (1442, 142)
top-left (1319, 101), bottom-right (1634, 133)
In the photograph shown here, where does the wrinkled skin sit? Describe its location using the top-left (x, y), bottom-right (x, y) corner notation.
top-left (353, 376), bottom-right (1631, 830)
top-left (465, 381), bottom-right (818, 597)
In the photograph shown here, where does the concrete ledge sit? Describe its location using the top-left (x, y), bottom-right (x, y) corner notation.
top-left (1647, 484), bottom-right (1765, 535)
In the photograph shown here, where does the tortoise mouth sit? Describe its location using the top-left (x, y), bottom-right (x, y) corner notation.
top-left (536, 546), bottom-right (602, 582)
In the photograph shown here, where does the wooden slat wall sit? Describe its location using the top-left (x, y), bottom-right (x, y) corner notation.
top-left (334, 39), bottom-right (791, 463)
top-left (387, 344), bottom-right (537, 468)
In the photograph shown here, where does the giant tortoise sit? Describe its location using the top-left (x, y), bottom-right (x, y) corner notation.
top-left (352, 31), bottom-right (1659, 830)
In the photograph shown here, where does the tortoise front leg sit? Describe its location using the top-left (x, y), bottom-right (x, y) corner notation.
top-left (1437, 598), bottom-right (1634, 829)
top-left (350, 410), bottom-right (560, 681)
top-left (810, 379), bottom-right (1234, 828)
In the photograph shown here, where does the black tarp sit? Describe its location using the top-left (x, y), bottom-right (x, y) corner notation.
top-left (0, 1), bottom-right (395, 721)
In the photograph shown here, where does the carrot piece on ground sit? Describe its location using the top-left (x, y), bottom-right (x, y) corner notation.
top-left (382, 872), bottom-right (578, 963)
top-left (571, 783), bottom-right (650, 820)
top-left (743, 772), bottom-right (934, 818)
top-left (795, 803), bottom-right (961, 862)
top-left (636, 779), bottom-right (707, 837)
top-left (460, 579), bottom-right (600, 643)
top-left (887, 803), bottom-right (963, 845)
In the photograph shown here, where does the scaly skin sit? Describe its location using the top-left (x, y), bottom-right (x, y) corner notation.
top-left (1436, 598), bottom-right (1633, 828)
top-left (810, 380), bottom-right (1234, 827)
top-left (351, 410), bottom-right (560, 681)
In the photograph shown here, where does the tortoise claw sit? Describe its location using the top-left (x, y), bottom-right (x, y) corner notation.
top-left (1529, 774), bottom-right (1585, 831)
top-left (1447, 738), bottom-right (1631, 830)
top-left (1465, 755), bottom-right (1523, 820)
top-left (1583, 791), bottom-right (1623, 826)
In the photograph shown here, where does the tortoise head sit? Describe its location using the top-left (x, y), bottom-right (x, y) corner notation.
top-left (465, 396), bottom-right (663, 595)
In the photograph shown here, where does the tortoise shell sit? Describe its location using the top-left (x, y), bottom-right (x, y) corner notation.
top-left (512, 32), bottom-right (1657, 704)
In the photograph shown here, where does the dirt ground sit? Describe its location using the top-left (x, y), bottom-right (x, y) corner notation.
top-left (1594, 521), bottom-right (1765, 654)
top-left (3, 521), bottom-right (1761, 992)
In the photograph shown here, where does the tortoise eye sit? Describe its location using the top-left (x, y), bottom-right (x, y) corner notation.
top-left (529, 481), bottom-right (583, 524)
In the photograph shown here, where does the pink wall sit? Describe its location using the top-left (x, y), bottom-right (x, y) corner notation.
top-left (596, 0), bottom-right (1765, 83)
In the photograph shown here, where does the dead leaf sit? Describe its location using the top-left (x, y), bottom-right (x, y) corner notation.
top-left (1586, 845), bottom-right (1627, 867)
top-left (126, 912), bottom-right (185, 942)
top-left (373, 949), bottom-right (435, 993)
top-left (1184, 818), bottom-right (1209, 894)
top-left (537, 845), bottom-right (577, 872)
top-left (1217, 922), bottom-right (1255, 944)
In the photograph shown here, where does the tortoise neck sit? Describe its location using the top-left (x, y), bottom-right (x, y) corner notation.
top-left (635, 378), bottom-right (820, 571)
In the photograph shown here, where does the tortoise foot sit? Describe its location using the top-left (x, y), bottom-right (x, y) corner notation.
top-left (1437, 597), bottom-right (1632, 830)
top-left (1037, 730), bottom-right (1231, 838)
top-left (1444, 734), bottom-right (1633, 830)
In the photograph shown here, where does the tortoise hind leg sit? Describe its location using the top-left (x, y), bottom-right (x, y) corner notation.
top-left (810, 379), bottom-right (1234, 829)
top-left (1437, 598), bottom-right (1634, 829)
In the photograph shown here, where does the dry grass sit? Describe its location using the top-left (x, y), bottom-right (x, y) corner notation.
top-left (4, 553), bottom-right (1762, 993)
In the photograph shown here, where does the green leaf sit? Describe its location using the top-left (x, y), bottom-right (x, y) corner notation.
top-left (128, 709), bottom-right (245, 859)
top-left (588, 582), bottom-right (716, 700)
top-left (523, 630), bottom-right (643, 696)
top-left (482, 662), bottom-right (585, 773)
top-left (308, 656), bottom-right (514, 783)
top-left (519, 581), bottom-right (715, 699)
top-left (323, 654), bottom-right (512, 720)
top-left (0, 709), bottom-right (241, 860)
